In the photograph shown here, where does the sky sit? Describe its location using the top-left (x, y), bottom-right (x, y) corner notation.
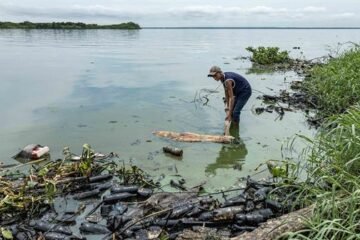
top-left (0, 0), bottom-right (359, 27)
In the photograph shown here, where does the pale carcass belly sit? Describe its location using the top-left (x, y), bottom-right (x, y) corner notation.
top-left (153, 131), bottom-right (234, 144)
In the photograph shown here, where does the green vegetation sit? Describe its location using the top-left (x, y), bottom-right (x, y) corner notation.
top-left (303, 46), bottom-right (360, 118)
top-left (0, 21), bottom-right (141, 29)
top-left (265, 47), bottom-right (360, 239)
top-left (246, 46), bottom-right (291, 65)
top-left (284, 106), bottom-right (360, 239)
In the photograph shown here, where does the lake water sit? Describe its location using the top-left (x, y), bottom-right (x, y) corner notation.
top-left (1, 29), bottom-right (359, 190)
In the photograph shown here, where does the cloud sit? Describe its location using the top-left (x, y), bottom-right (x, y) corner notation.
top-left (167, 5), bottom-right (330, 19)
top-left (0, 3), bottom-right (148, 20)
top-left (0, 2), bottom-right (357, 27)
top-left (301, 6), bottom-right (327, 13)
top-left (332, 12), bottom-right (356, 19)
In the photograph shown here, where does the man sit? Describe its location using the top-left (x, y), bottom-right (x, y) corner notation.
top-left (208, 66), bottom-right (252, 128)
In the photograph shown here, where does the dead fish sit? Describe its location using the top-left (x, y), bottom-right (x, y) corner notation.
top-left (200, 197), bottom-right (216, 205)
top-left (89, 174), bottom-right (113, 183)
top-left (180, 218), bottom-right (209, 226)
top-left (198, 212), bottom-right (213, 221)
top-left (145, 192), bottom-right (197, 210)
top-left (170, 204), bottom-right (195, 218)
top-left (107, 215), bottom-right (130, 231)
top-left (186, 206), bottom-right (202, 217)
top-left (245, 213), bottom-right (265, 225)
top-left (101, 204), bottom-right (113, 216)
top-left (153, 131), bottom-right (234, 144)
top-left (147, 226), bottom-right (163, 239)
top-left (16, 232), bottom-right (34, 240)
top-left (254, 187), bottom-right (272, 202)
top-left (55, 213), bottom-right (77, 224)
top-left (113, 203), bottom-right (128, 214)
top-left (168, 232), bottom-right (180, 240)
top-left (43, 232), bottom-right (71, 240)
top-left (79, 222), bottom-right (110, 234)
top-left (134, 229), bottom-right (148, 240)
top-left (236, 213), bottom-right (264, 225)
top-left (213, 206), bottom-right (245, 221)
top-left (73, 189), bottom-right (100, 200)
top-left (163, 146), bottom-right (183, 157)
top-left (103, 193), bottom-right (137, 204)
top-left (251, 208), bottom-right (274, 219)
top-left (246, 177), bottom-right (274, 190)
top-left (123, 229), bottom-right (134, 238)
top-left (222, 194), bottom-right (246, 207)
top-left (89, 181), bottom-right (112, 191)
top-left (85, 212), bottom-right (103, 223)
top-left (265, 199), bottom-right (283, 212)
top-left (123, 207), bottom-right (144, 219)
top-left (154, 219), bottom-right (180, 227)
top-left (137, 187), bottom-right (153, 197)
top-left (33, 221), bottom-right (72, 235)
top-left (111, 185), bottom-right (138, 194)
top-left (245, 201), bottom-right (255, 212)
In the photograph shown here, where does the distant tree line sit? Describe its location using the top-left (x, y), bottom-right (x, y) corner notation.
top-left (0, 21), bottom-right (141, 29)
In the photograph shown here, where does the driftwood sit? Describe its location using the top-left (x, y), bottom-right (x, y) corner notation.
top-left (231, 205), bottom-right (314, 240)
top-left (153, 131), bottom-right (234, 144)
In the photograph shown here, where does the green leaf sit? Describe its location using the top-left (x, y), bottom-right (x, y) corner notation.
top-left (1, 228), bottom-right (13, 239)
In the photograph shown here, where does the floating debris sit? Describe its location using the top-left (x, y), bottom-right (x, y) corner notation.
top-left (12, 144), bottom-right (50, 160)
top-left (163, 146), bottom-right (183, 157)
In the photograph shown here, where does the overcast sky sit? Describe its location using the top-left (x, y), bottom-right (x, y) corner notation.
top-left (1, 0), bottom-right (359, 27)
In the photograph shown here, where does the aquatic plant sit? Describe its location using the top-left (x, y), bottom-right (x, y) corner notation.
top-left (303, 46), bottom-right (360, 118)
top-left (246, 46), bottom-right (291, 65)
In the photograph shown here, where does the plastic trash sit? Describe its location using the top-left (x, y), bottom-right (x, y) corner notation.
top-left (13, 144), bottom-right (50, 160)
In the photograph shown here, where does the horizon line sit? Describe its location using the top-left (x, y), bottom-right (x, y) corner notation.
top-left (143, 26), bottom-right (360, 29)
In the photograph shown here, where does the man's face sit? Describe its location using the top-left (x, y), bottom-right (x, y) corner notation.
top-left (212, 72), bottom-right (222, 81)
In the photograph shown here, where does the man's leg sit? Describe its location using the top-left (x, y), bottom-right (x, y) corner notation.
top-left (232, 88), bottom-right (252, 125)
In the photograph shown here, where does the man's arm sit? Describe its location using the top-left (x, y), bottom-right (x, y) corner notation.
top-left (224, 80), bottom-right (235, 121)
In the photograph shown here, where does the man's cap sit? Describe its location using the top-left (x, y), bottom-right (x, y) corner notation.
top-left (208, 66), bottom-right (222, 77)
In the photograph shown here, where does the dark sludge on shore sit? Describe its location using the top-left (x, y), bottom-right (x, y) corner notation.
top-left (251, 58), bottom-right (325, 127)
top-left (0, 145), bottom-right (300, 240)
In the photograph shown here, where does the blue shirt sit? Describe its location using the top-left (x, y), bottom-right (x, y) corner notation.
top-left (222, 72), bottom-right (251, 97)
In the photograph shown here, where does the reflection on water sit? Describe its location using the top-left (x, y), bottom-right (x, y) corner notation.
top-left (205, 138), bottom-right (247, 175)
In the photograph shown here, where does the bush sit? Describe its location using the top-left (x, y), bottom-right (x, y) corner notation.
top-left (246, 46), bottom-right (291, 65)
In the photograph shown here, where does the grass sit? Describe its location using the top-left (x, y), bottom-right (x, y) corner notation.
top-left (282, 106), bottom-right (360, 239)
top-left (303, 46), bottom-right (360, 118)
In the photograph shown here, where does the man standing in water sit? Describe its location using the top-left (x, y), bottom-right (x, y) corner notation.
top-left (208, 66), bottom-right (252, 130)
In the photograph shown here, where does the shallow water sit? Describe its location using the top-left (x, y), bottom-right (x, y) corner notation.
top-left (1, 29), bottom-right (360, 190)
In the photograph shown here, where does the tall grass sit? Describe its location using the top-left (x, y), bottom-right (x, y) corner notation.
top-left (284, 106), bottom-right (360, 239)
top-left (303, 46), bottom-right (360, 118)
